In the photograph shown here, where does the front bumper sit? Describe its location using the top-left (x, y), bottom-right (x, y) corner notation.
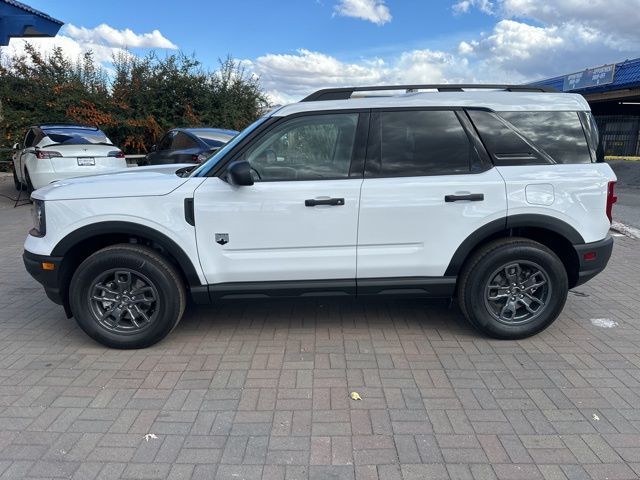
top-left (23, 250), bottom-right (65, 306)
top-left (573, 236), bottom-right (614, 287)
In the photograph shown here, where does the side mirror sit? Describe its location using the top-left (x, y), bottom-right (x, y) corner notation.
top-left (12, 143), bottom-right (20, 150)
top-left (226, 160), bottom-right (254, 186)
top-left (150, 144), bottom-right (157, 152)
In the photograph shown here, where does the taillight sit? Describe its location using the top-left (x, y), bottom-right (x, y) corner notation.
top-left (108, 150), bottom-right (125, 158)
top-left (606, 181), bottom-right (617, 223)
top-left (35, 150), bottom-right (62, 159)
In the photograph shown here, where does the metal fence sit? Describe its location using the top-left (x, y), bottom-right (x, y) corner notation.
top-left (595, 115), bottom-right (640, 157)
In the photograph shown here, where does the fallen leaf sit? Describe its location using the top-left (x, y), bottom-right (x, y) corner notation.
top-left (350, 391), bottom-right (362, 401)
top-left (144, 433), bottom-right (158, 442)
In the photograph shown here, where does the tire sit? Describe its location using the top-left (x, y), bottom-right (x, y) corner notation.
top-left (12, 164), bottom-right (22, 191)
top-left (69, 244), bottom-right (186, 349)
top-left (24, 168), bottom-right (34, 194)
top-left (458, 237), bottom-right (568, 339)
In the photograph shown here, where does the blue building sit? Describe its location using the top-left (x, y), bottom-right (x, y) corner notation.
top-left (532, 58), bottom-right (640, 157)
top-left (0, 0), bottom-right (62, 46)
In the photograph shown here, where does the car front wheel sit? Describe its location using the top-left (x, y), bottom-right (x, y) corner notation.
top-left (69, 244), bottom-right (186, 349)
top-left (458, 237), bottom-right (568, 339)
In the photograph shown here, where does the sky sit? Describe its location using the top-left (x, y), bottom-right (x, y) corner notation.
top-left (6, 0), bottom-right (640, 103)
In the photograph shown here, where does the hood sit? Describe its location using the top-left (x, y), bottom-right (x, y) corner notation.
top-left (32, 164), bottom-right (195, 201)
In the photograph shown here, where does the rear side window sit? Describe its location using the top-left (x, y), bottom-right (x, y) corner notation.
top-left (499, 111), bottom-right (591, 164)
top-left (24, 129), bottom-right (36, 148)
top-left (371, 110), bottom-right (474, 177)
top-left (467, 110), bottom-right (547, 166)
top-left (579, 112), bottom-right (604, 163)
top-left (171, 132), bottom-right (199, 150)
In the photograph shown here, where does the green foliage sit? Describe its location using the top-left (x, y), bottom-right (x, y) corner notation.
top-left (0, 45), bottom-right (269, 153)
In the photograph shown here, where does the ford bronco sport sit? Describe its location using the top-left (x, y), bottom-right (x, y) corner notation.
top-left (23, 84), bottom-right (617, 349)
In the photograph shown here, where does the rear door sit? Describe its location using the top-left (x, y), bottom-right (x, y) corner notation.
top-left (356, 109), bottom-right (507, 289)
top-left (193, 111), bottom-right (368, 289)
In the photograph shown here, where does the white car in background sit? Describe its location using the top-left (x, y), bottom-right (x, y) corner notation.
top-left (12, 124), bottom-right (127, 192)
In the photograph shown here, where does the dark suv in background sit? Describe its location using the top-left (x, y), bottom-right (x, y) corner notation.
top-left (142, 127), bottom-right (238, 165)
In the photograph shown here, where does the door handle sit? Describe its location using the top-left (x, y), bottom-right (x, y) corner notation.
top-left (444, 193), bottom-right (484, 202)
top-left (305, 197), bottom-right (345, 207)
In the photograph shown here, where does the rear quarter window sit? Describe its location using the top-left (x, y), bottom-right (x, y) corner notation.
top-left (498, 111), bottom-right (591, 164)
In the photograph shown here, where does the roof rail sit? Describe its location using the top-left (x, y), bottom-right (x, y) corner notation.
top-left (300, 84), bottom-right (557, 102)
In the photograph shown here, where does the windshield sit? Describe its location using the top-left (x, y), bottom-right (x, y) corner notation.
top-left (190, 116), bottom-right (271, 177)
top-left (42, 127), bottom-right (112, 145)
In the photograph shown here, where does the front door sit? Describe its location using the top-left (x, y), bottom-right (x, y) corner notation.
top-left (193, 111), bottom-right (367, 290)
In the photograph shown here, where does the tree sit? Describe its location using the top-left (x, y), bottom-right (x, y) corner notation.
top-left (0, 45), bottom-right (269, 160)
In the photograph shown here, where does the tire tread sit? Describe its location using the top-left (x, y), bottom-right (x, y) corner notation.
top-left (70, 243), bottom-right (186, 348)
top-left (458, 236), bottom-right (565, 338)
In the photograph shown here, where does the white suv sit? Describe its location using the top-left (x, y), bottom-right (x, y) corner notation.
top-left (12, 124), bottom-right (127, 191)
top-left (23, 85), bottom-right (617, 349)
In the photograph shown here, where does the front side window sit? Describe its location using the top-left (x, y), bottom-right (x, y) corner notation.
top-left (499, 111), bottom-right (591, 164)
top-left (242, 113), bottom-right (359, 181)
top-left (374, 110), bottom-right (474, 177)
top-left (157, 132), bottom-right (175, 151)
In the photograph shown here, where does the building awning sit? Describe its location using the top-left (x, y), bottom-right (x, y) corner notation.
top-left (530, 57), bottom-right (640, 96)
top-left (0, 0), bottom-right (63, 46)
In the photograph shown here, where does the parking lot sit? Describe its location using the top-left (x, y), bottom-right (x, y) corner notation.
top-left (1, 174), bottom-right (640, 480)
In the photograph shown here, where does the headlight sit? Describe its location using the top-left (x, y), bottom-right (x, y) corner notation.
top-left (30, 199), bottom-right (46, 237)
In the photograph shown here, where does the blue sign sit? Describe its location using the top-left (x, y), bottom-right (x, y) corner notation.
top-left (563, 64), bottom-right (616, 91)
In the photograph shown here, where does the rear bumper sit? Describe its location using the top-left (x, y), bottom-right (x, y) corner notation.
top-left (23, 250), bottom-right (65, 305)
top-left (573, 236), bottom-right (613, 287)
top-left (30, 163), bottom-right (128, 190)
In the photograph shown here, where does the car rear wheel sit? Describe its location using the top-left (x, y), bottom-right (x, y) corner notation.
top-left (458, 237), bottom-right (568, 339)
top-left (12, 164), bottom-right (23, 191)
top-left (24, 168), bottom-right (34, 194)
top-left (69, 244), bottom-right (186, 349)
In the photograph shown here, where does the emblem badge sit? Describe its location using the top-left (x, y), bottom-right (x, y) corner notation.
top-left (215, 233), bottom-right (229, 245)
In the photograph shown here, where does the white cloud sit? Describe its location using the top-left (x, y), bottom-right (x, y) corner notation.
top-left (453, 0), bottom-right (640, 80)
top-left (250, 0), bottom-right (640, 104)
top-left (453, 0), bottom-right (494, 14)
top-left (500, 0), bottom-right (640, 41)
top-left (334, 0), bottom-right (392, 25)
top-left (244, 48), bottom-right (472, 104)
top-left (5, 23), bottom-right (177, 69)
top-left (64, 23), bottom-right (177, 50)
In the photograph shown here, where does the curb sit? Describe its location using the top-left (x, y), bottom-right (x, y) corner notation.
top-left (606, 156), bottom-right (640, 162)
top-left (611, 221), bottom-right (640, 239)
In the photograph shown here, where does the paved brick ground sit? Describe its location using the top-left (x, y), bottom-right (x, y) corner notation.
top-left (1, 175), bottom-right (640, 479)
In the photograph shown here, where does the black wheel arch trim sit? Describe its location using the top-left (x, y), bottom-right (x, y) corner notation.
top-left (444, 214), bottom-right (585, 276)
top-left (51, 221), bottom-right (203, 287)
